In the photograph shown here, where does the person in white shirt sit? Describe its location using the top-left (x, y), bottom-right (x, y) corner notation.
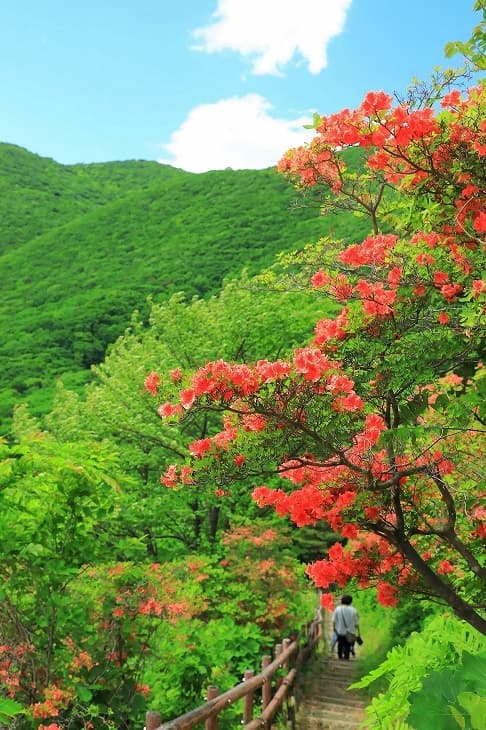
top-left (332, 594), bottom-right (359, 660)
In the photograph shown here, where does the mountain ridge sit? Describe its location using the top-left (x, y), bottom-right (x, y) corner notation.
top-left (0, 142), bottom-right (367, 430)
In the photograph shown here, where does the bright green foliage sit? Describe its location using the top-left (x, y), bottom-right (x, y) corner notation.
top-left (0, 143), bottom-right (176, 255)
top-left (0, 408), bottom-right (124, 716)
top-left (388, 599), bottom-right (435, 647)
top-left (0, 144), bottom-right (367, 433)
top-left (353, 613), bottom-right (486, 728)
top-left (407, 654), bottom-right (486, 730)
top-left (143, 617), bottom-right (264, 726)
top-left (0, 271), bottom-right (322, 727)
top-left (58, 559), bottom-right (206, 728)
top-left (0, 698), bottom-right (25, 725)
top-left (444, 1), bottom-right (485, 72)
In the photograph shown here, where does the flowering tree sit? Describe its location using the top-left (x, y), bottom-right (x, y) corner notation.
top-left (149, 70), bottom-right (485, 634)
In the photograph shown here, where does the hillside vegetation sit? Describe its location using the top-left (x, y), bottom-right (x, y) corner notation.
top-left (0, 143), bottom-right (368, 430)
top-left (0, 143), bottom-right (179, 254)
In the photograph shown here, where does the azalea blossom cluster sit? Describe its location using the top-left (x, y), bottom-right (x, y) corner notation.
top-left (309, 229), bottom-right (484, 332)
top-left (153, 352), bottom-right (372, 491)
top-left (32, 686), bottom-right (74, 720)
top-left (152, 352), bottom-right (360, 409)
top-left (217, 524), bottom-right (309, 634)
top-left (279, 87), bottom-right (485, 233)
top-left (151, 353), bottom-right (483, 610)
top-left (0, 643), bottom-right (31, 698)
top-left (95, 561), bottom-right (199, 637)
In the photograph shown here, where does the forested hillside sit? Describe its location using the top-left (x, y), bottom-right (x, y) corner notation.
top-left (0, 143), bottom-right (367, 430)
top-left (0, 143), bottom-right (178, 254)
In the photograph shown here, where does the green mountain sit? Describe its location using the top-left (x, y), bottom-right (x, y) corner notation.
top-left (0, 142), bottom-right (180, 254)
top-left (0, 143), bottom-right (368, 431)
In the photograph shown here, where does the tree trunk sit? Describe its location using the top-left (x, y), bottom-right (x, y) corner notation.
top-left (208, 506), bottom-right (220, 544)
top-left (394, 535), bottom-right (486, 635)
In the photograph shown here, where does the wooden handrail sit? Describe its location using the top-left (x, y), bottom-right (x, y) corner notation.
top-left (156, 640), bottom-right (298, 729)
top-left (243, 668), bottom-right (296, 730)
top-left (149, 610), bottom-right (322, 730)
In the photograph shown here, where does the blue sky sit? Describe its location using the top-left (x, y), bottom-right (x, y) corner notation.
top-left (0, 0), bottom-right (479, 172)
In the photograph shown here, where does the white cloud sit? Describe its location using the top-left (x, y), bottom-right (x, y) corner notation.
top-left (192, 0), bottom-right (352, 75)
top-left (159, 94), bottom-right (313, 173)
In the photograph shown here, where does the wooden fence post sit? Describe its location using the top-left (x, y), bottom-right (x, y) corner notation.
top-left (145, 711), bottom-right (161, 730)
top-left (307, 620), bottom-right (315, 646)
top-left (243, 669), bottom-right (255, 723)
top-left (261, 655), bottom-right (272, 710)
top-left (261, 655), bottom-right (272, 730)
top-left (205, 685), bottom-right (219, 730)
top-left (282, 639), bottom-right (291, 670)
top-left (275, 643), bottom-right (283, 689)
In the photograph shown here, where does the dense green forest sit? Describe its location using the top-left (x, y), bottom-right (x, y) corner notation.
top-left (0, 143), bottom-right (369, 431)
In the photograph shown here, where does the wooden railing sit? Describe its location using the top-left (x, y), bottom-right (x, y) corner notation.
top-left (145, 611), bottom-right (322, 730)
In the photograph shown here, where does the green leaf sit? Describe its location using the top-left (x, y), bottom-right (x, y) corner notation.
top-left (458, 692), bottom-right (486, 730)
top-left (303, 112), bottom-right (322, 129)
top-left (408, 682), bottom-right (459, 730)
top-left (431, 394), bottom-right (450, 411)
top-left (459, 653), bottom-right (486, 693)
top-left (77, 685), bottom-right (93, 702)
top-left (444, 42), bottom-right (458, 59)
top-left (0, 697), bottom-right (25, 722)
top-left (449, 704), bottom-right (466, 729)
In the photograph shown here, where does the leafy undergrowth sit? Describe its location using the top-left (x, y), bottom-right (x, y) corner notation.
top-left (352, 613), bottom-right (486, 729)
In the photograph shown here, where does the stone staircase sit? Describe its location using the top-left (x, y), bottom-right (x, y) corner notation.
top-left (293, 617), bottom-right (368, 730)
top-left (294, 652), bottom-right (367, 729)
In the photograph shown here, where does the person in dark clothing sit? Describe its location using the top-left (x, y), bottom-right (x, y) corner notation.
top-left (332, 595), bottom-right (359, 660)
